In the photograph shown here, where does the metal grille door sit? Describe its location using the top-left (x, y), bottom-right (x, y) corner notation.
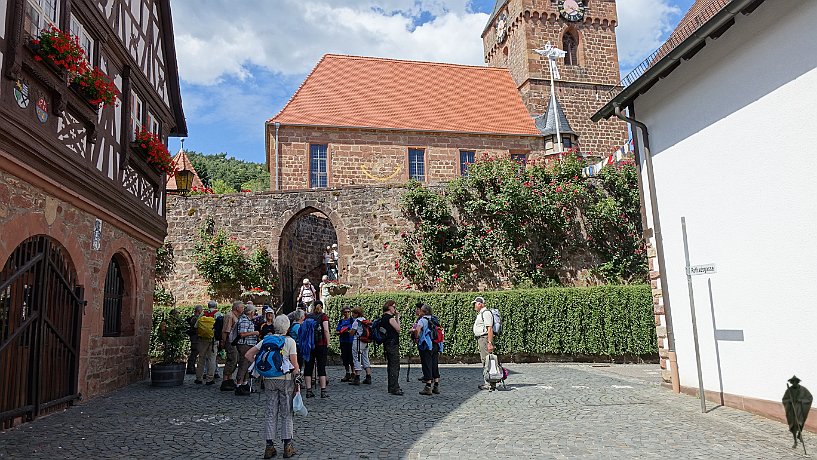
top-left (0, 236), bottom-right (84, 428)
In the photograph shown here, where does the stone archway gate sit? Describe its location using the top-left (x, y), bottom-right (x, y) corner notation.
top-left (164, 184), bottom-right (416, 304)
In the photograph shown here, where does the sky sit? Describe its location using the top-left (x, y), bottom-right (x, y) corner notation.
top-left (167, 0), bottom-right (696, 163)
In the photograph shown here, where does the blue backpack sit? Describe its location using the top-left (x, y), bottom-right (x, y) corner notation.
top-left (255, 335), bottom-right (287, 378)
top-left (298, 318), bottom-right (317, 363)
top-left (370, 317), bottom-right (387, 345)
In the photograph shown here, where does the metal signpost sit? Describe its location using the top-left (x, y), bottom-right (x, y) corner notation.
top-left (681, 217), bottom-right (714, 414)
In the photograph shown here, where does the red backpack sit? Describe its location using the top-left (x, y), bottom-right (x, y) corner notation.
top-left (358, 319), bottom-right (373, 343)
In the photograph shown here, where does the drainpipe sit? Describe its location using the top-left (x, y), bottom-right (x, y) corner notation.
top-left (274, 122), bottom-right (281, 191)
top-left (614, 104), bottom-right (679, 393)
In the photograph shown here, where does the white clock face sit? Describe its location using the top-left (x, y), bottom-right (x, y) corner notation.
top-left (559, 0), bottom-right (585, 22)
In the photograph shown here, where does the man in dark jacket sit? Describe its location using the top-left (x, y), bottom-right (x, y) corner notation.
top-left (185, 305), bottom-right (203, 374)
top-left (381, 299), bottom-right (403, 396)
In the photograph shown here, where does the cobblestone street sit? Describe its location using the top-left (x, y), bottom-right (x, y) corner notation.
top-left (0, 363), bottom-right (807, 459)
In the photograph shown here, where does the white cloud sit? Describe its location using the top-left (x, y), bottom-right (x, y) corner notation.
top-left (615, 0), bottom-right (682, 68)
top-left (173, 1), bottom-right (487, 85)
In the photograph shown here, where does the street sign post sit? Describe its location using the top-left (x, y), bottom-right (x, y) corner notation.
top-left (682, 217), bottom-right (709, 414)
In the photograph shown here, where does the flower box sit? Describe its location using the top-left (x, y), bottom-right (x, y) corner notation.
top-left (131, 129), bottom-right (174, 176)
top-left (328, 283), bottom-right (350, 296)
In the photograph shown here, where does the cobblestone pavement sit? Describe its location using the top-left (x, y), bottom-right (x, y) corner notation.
top-left (0, 363), bottom-right (809, 459)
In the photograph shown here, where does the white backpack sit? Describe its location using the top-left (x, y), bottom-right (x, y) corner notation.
top-left (482, 309), bottom-right (502, 336)
top-left (484, 353), bottom-right (504, 384)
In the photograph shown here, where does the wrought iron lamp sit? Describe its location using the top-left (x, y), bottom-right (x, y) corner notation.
top-left (174, 168), bottom-right (194, 196)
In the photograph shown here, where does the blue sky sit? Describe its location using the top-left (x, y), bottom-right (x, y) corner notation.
top-left (168, 0), bottom-right (696, 163)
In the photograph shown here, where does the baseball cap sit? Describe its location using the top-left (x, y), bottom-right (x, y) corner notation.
top-left (472, 296), bottom-right (485, 304)
top-left (264, 306), bottom-right (274, 314)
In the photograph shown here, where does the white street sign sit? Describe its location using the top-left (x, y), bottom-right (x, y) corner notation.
top-left (687, 263), bottom-right (717, 276)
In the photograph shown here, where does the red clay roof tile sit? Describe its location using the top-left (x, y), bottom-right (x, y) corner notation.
top-left (270, 54), bottom-right (540, 136)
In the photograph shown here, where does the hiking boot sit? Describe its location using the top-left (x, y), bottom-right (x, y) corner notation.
top-left (234, 385), bottom-right (250, 396)
top-left (350, 375), bottom-right (360, 386)
top-left (478, 384), bottom-right (491, 391)
top-left (389, 389), bottom-right (404, 396)
top-left (419, 385), bottom-right (433, 396)
top-left (263, 445), bottom-right (277, 459)
top-left (340, 373), bottom-right (352, 382)
top-left (220, 380), bottom-right (236, 391)
top-left (305, 388), bottom-right (315, 398)
top-left (194, 379), bottom-right (203, 385)
top-left (213, 373), bottom-right (220, 379)
top-left (283, 443), bottom-right (296, 458)
top-left (320, 389), bottom-right (329, 399)
top-left (205, 380), bottom-right (215, 386)
top-left (362, 375), bottom-right (372, 385)
top-left (432, 383), bottom-right (440, 394)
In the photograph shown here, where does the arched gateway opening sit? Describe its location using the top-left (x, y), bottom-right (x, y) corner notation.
top-left (276, 205), bottom-right (344, 312)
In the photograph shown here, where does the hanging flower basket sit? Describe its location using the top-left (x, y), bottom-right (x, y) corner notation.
top-left (328, 282), bottom-right (350, 296)
top-left (241, 287), bottom-right (271, 305)
top-left (71, 67), bottom-right (119, 108)
top-left (132, 129), bottom-right (174, 175)
top-left (30, 25), bottom-right (87, 77)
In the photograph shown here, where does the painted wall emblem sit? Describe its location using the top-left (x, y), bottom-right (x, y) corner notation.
top-left (36, 98), bottom-right (49, 123)
top-left (14, 80), bottom-right (30, 108)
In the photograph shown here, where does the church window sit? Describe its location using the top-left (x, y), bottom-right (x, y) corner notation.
top-left (409, 148), bottom-right (425, 182)
top-left (310, 144), bottom-right (328, 188)
top-left (460, 150), bottom-right (475, 176)
top-left (563, 31), bottom-right (579, 66)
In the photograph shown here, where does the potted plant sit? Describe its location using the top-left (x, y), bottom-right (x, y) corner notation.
top-left (132, 128), bottom-right (174, 175)
top-left (241, 287), bottom-right (272, 305)
top-left (328, 281), bottom-right (351, 296)
top-left (150, 309), bottom-right (188, 387)
top-left (30, 25), bottom-right (87, 77)
top-left (71, 66), bottom-right (119, 108)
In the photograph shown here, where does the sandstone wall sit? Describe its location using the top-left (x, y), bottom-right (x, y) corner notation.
top-left (0, 169), bottom-right (156, 399)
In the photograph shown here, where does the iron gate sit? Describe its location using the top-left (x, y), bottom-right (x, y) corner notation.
top-left (0, 236), bottom-right (84, 428)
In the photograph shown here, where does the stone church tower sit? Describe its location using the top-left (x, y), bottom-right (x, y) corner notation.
top-left (483, 0), bottom-right (628, 156)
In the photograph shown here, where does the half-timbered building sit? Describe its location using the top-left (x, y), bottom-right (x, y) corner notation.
top-left (0, 0), bottom-right (185, 427)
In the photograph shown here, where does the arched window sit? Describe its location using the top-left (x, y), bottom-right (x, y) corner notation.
top-left (563, 31), bottom-right (578, 66)
top-left (103, 257), bottom-right (125, 337)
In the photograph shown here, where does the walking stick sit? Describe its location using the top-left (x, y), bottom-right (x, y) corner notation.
top-left (406, 351), bottom-right (411, 382)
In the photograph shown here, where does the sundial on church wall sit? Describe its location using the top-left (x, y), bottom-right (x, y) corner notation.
top-left (360, 155), bottom-right (403, 181)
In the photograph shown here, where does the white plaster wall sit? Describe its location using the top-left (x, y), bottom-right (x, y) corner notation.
top-left (634, 0), bottom-right (817, 404)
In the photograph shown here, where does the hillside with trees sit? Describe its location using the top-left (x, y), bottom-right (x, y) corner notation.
top-left (186, 152), bottom-right (270, 193)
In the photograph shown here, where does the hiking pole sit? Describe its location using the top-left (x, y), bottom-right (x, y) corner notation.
top-left (405, 352), bottom-right (411, 382)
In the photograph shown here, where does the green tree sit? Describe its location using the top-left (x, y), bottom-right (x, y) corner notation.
top-left (211, 179), bottom-right (236, 194)
top-left (187, 151), bottom-right (270, 192)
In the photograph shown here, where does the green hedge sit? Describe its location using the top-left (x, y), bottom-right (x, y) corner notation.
top-left (151, 285), bottom-right (656, 361)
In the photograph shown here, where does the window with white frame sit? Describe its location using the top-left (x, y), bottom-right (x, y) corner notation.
top-left (70, 15), bottom-right (94, 63)
top-left (130, 93), bottom-right (143, 140)
top-left (408, 148), bottom-right (425, 182)
top-left (146, 112), bottom-right (160, 136)
top-left (24, 0), bottom-right (59, 37)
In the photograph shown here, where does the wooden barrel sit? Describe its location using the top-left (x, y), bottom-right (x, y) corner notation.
top-left (150, 363), bottom-right (185, 387)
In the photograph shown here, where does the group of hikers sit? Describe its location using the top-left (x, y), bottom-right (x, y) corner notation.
top-left (183, 295), bottom-right (503, 459)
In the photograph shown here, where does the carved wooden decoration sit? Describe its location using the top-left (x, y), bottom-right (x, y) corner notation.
top-left (121, 163), bottom-right (157, 209)
top-left (57, 110), bottom-right (88, 158)
top-left (96, 0), bottom-right (170, 105)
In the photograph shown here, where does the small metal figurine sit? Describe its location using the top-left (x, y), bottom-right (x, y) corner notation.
top-left (782, 375), bottom-right (812, 453)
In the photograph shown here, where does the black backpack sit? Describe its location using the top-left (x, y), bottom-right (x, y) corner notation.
top-left (213, 315), bottom-right (224, 341)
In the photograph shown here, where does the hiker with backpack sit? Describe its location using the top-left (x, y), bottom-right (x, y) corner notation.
top-left (380, 300), bottom-right (404, 396)
top-left (300, 300), bottom-right (330, 398)
top-left (186, 305), bottom-right (203, 375)
top-left (243, 314), bottom-right (302, 459)
top-left (194, 303), bottom-right (219, 385)
top-left (234, 304), bottom-right (261, 396)
top-left (349, 307), bottom-right (373, 386)
top-left (472, 296), bottom-right (502, 391)
top-left (412, 304), bottom-right (441, 396)
top-left (296, 278), bottom-right (317, 312)
top-left (335, 306), bottom-right (355, 382)
top-left (220, 300), bottom-right (244, 392)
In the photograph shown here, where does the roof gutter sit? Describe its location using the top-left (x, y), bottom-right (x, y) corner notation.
top-left (593, 0), bottom-right (765, 122)
top-left (613, 104), bottom-right (679, 393)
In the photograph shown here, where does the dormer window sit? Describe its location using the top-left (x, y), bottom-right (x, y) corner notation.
top-left (24, 0), bottom-right (58, 37)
